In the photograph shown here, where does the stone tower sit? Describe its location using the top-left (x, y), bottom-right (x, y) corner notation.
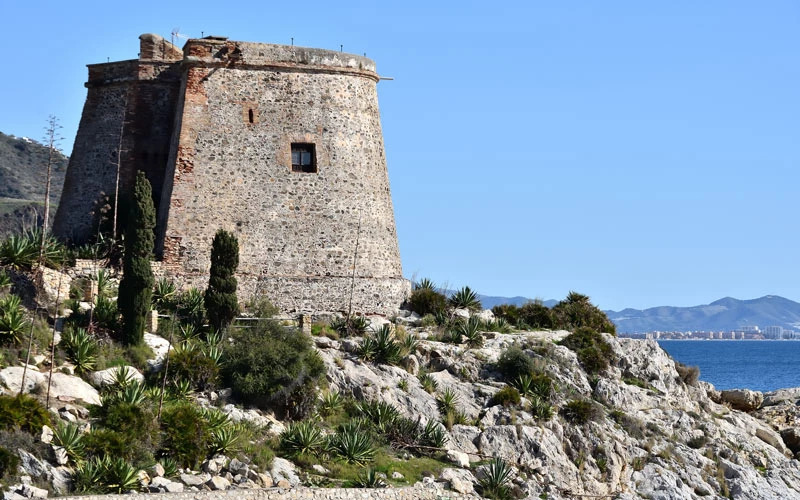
top-left (55, 34), bottom-right (409, 315)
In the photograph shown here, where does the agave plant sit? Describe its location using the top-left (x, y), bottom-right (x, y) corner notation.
top-left (52, 422), bottom-right (85, 463)
top-left (317, 390), bottom-right (343, 417)
top-left (477, 458), bottom-right (514, 500)
top-left (373, 325), bottom-right (402, 365)
top-left (93, 295), bottom-right (119, 331)
top-left (211, 425), bottom-right (242, 455)
top-left (200, 407), bottom-right (231, 431)
top-left (281, 420), bottom-right (325, 457)
top-left (414, 278), bottom-right (436, 291)
top-left (171, 379), bottom-right (194, 400)
top-left (418, 373), bottom-right (438, 394)
top-left (62, 327), bottom-right (98, 374)
top-left (179, 322), bottom-right (201, 341)
top-left (0, 229), bottom-right (64, 270)
top-left (328, 424), bottom-right (376, 464)
top-left (448, 286), bottom-right (482, 311)
top-left (104, 457), bottom-right (141, 493)
top-left (356, 399), bottom-right (400, 433)
top-left (72, 457), bottom-right (105, 493)
top-left (112, 381), bottom-right (148, 406)
top-left (436, 387), bottom-right (459, 416)
top-left (177, 288), bottom-right (205, 327)
top-left (157, 457), bottom-right (179, 479)
top-left (353, 467), bottom-right (387, 488)
top-left (0, 294), bottom-right (29, 343)
top-left (455, 316), bottom-right (484, 348)
top-left (529, 396), bottom-right (554, 421)
top-left (110, 365), bottom-right (135, 388)
top-left (399, 333), bottom-right (419, 357)
top-left (0, 270), bottom-right (11, 292)
top-left (331, 315), bottom-right (370, 337)
top-left (93, 269), bottom-right (115, 300)
top-left (357, 335), bottom-right (377, 362)
top-left (152, 277), bottom-right (177, 311)
top-left (421, 420), bottom-right (449, 449)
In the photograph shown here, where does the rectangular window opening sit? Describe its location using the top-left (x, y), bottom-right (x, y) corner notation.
top-left (291, 143), bottom-right (317, 173)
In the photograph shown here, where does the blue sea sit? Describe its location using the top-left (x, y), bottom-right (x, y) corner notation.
top-left (657, 340), bottom-right (800, 392)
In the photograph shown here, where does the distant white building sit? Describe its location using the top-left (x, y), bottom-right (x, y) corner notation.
top-left (763, 326), bottom-right (784, 339)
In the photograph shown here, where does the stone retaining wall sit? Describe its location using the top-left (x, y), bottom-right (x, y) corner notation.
top-left (58, 487), bottom-right (468, 500)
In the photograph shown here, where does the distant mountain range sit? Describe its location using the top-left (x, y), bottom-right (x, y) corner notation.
top-left (479, 293), bottom-right (800, 333)
top-left (604, 295), bottom-right (800, 334)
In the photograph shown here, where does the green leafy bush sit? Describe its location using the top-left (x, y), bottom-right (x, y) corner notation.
top-left (551, 291), bottom-right (616, 335)
top-left (176, 288), bottom-right (205, 328)
top-left (407, 288), bottom-right (447, 317)
top-left (490, 386), bottom-right (521, 407)
top-left (222, 320), bottom-right (325, 419)
top-left (327, 422), bottom-right (376, 464)
top-left (510, 373), bottom-right (553, 400)
top-left (330, 315), bottom-right (370, 337)
top-left (0, 446), bottom-right (19, 481)
top-left (496, 346), bottom-right (537, 381)
top-left (159, 402), bottom-right (211, 469)
top-left (561, 398), bottom-right (602, 424)
top-left (167, 341), bottom-right (220, 391)
top-left (518, 301), bottom-right (555, 329)
top-left (452, 316), bottom-right (484, 347)
top-left (357, 325), bottom-right (404, 365)
top-left (560, 327), bottom-right (614, 374)
top-left (418, 373), bottom-right (438, 393)
top-left (0, 395), bottom-right (50, 434)
top-left (152, 278), bottom-right (178, 312)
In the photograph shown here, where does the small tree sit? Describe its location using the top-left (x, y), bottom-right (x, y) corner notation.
top-left (204, 229), bottom-right (239, 332)
top-left (118, 172), bottom-right (155, 345)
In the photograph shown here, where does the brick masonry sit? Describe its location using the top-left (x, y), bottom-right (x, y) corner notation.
top-left (54, 34), bottom-right (409, 315)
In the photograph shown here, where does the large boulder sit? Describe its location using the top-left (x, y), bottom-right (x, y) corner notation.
top-left (270, 457), bottom-right (300, 487)
top-left (37, 372), bottom-right (101, 406)
top-left (0, 367), bottom-right (44, 395)
top-left (144, 333), bottom-right (172, 371)
top-left (721, 389), bottom-right (764, 412)
top-left (88, 366), bottom-right (144, 388)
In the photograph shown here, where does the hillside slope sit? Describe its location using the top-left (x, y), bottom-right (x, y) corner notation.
top-left (0, 131), bottom-right (68, 235)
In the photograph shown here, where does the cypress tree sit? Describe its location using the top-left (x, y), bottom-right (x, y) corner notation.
top-left (118, 171), bottom-right (155, 345)
top-left (205, 229), bottom-right (239, 332)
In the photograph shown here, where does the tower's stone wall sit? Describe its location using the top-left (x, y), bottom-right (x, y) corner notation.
top-left (56, 35), bottom-right (409, 315)
top-left (54, 34), bottom-right (182, 243)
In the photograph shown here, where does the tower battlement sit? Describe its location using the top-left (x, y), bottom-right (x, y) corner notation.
top-left (54, 34), bottom-right (409, 315)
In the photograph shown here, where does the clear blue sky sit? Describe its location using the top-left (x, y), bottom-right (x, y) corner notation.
top-left (1, 1), bottom-right (798, 311)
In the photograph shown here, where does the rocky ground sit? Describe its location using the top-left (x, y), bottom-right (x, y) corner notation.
top-left (3, 311), bottom-right (800, 499)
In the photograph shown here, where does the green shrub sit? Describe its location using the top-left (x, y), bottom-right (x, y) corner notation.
top-left (358, 325), bottom-right (403, 365)
top-left (353, 467), bottom-right (387, 488)
top-left (490, 386), bottom-right (521, 407)
top-left (529, 396), bottom-right (554, 420)
top-left (0, 446), bottom-right (19, 480)
top-left (407, 288), bottom-right (447, 317)
top-left (222, 320), bottom-right (325, 420)
top-left (496, 346), bottom-right (537, 381)
top-left (561, 399), bottom-right (602, 424)
top-left (453, 316), bottom-right (484, 347)
top-left (82, 428), bottom-right (153, 466)
top-left (52, 422), bottom-right (85, 464)
top-left (448, 286), bottom-right (481, 311)
top-left (687, 434), bottom-right (708, 449)
top-left (317, 391), bottom-right (343, 417)
top-left (0, 395), bottom-right (50, 434)
top-left (518, 301), bottom-right (555, 329)
top-left (675, 361), bottom-right (700, 386)
top-left (330, 315), bottom-right (369, 337)
top-left (159, 402), bottom-right (211, 469)
top-left (167, 341), bottom-right (220, 391)
top-left (560, 327), bottom-right (614, 374)
top-left (551, 291), bottom-right (616, 335)
top-left (243, 296), bottom-right (279, 319)
top-left (491, 304), bottom-right (520, 326)
top-left (93, 401), bottom-right (160, 452)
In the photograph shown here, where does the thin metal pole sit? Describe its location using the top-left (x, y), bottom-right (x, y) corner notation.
top-left (157, 313), bottom-right (176, 419)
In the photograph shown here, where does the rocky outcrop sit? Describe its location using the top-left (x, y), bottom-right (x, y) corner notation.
top-left (316, 329), bottom-right (800, 499)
